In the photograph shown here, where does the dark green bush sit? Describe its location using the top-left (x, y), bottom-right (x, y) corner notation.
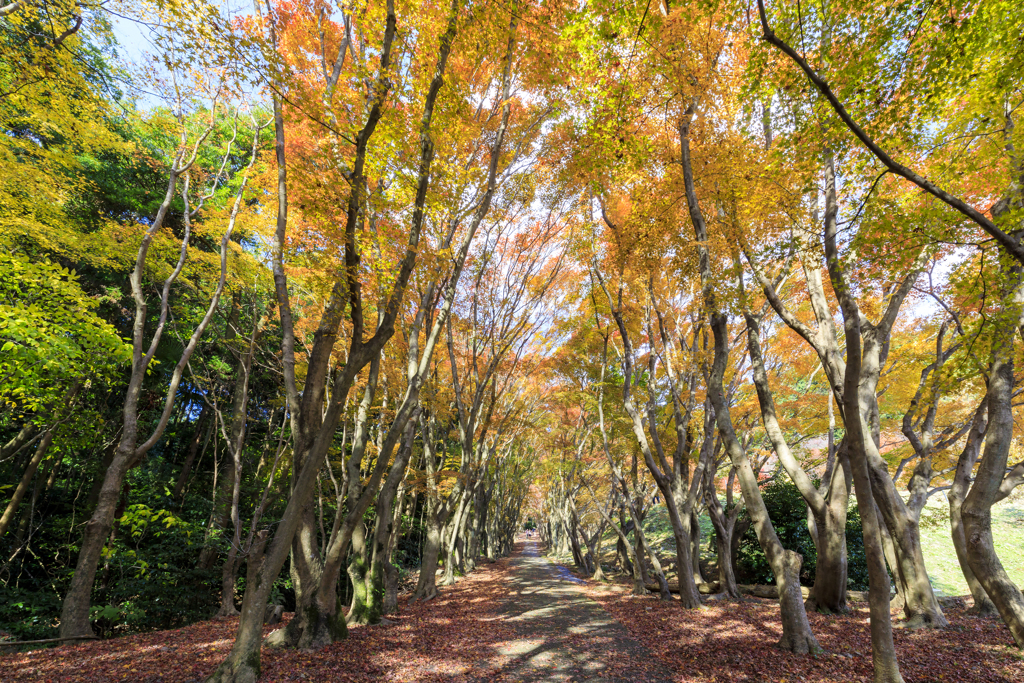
top-left (735, 478), bottom-right (868, 590)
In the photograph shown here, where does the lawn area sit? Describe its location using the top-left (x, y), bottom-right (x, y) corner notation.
top-left (561, 492), bottom-right (1024, 598)
top-left (918, 495), bottom-right (1024, 597)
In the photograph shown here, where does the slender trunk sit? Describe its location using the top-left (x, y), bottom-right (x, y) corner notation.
top-left (9, 455), bottom-right (52, 559)
top-left (465, 486), bottom-right (488, 572)
top-left (600, 503), bottom-right (647, 595)
top-left (567, 503), bottom-right (586, 570)
top-left (951, 493), bottom-right (998, 617)
top-left (0, 423), bottom-right (36, 461)
top-left (62, 117), bottom-right (256, 640)
top-left (174, 404), bottom-right (212, 499)
top-left (665, 489), bottom-right (701, 606)
top-left (219, 315), bottom-right (263, 618)
top-left (706, 487), bottom-right (740, 598)
top-left (204, 8), bottom-right (414, 664)
top-left (381, 483), bottom-right (408, 615)
top-left (346, 522), bottom-right (372, 624)
top-left (217, 546), bottom-right (241, 618)
top-left (707, 342), bottom-right (820, 653)
top-left (0, 430), bottom-right (55, 539)
top-left (807, 502), bottom-right (850, 614)
top-left (616, 507), bottom-right (634, 575)
top-left (822, 148), bottom-right (903, 680)
top-left (1, 382), bottom-right (82, 538)
top-left (199, 452), bottom-right (237, 570)
top-left (589, 530), bottom-right (606, 581)
top-left (440, 489), bottom-right (471, 586)
top-left (411, 413), bottom-right (450, 602)
top-left (949, 404), bottom-right (998, 616)
top-left (626, 497), bottom-right (671, 600)
top-left (682, 108), bottom-right (819, 653)
top-left (745, 305), bottom-right (852, 615)
top-left (357, 419), bottom-right (418, 624)
top-left (689, 509), bottom-right (704, 585)
top-left (868, 462), bottom-right (946, 627)
top-left (59, 451), bottom-right (131, 637)
top-left (411, 506), bottom-right (443, 602)
top-left (96, 481), bottom-right (131, 607)
top-left (962, 329), bottom-right (1024, 646)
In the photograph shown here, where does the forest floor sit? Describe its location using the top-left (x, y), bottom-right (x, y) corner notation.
top-left (576, 571), bottom-right (1024, 682)
top-left (1, 537), bottom-right (1023, 682)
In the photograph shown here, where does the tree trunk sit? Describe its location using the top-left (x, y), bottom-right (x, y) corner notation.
top-left (665, 496), bottom-right (701, 607)
top-left (0, 429), bottom-right (56, 539)
top-left (616, 531), bottom-right (634, 576)
top-left (822, 147), bottom-right (904, 681)
top-left (216, 545), bottom-right (240, 617)
top-left (59, 450), bottom-right (131, 638)
top-left (633, 527), bottom-right (653, 586)
top-left (962, 349), bottom-right (1024, 646)
top-left (682, 104), bottom-right (819, 652)
top-left (605, 514), bottom-right (646, 595)
top-left (264, 507), bottom-right (327, 648)
top-left (199, 448), bottom-right (237, 570)
top-left (624, 496), bottom-right (670, 600)
top-left (1, 382), bottom-right (82, 538)
top-left (949, 405), bottom-right (998, 616)
top-left (744, 307), bottom-right (852, 616)
top-left (346, 522), bottom-right (375, 625)
top-left (465, 486), bottom-right (488, 572)
top-left (951, 494), bottom-right (998, 617)
top-left (806, 453), bottom-right (852, 615)
top-left (382, 484), bottom-right (411, 615)
top-left (358, 421), bottom-right (417, 624)
top-left (0, 423), bottom-right (36, 461)
top-left (806, 501), bottom-right (849, 615)
top-left (382, 561), bottom-right (400, 615)
top-left (173, 404), bottom-right (212, 499)
top-left (439, 491), bottom-right (470, 586)
top-left (411, 416), bottom-right (450, 603)
top-left (589, 532), bottom-right (605, 581)
top-left (411, 507), bottom-right (443, 602)
top-left (868, 463), bottom-right (946, 628)
top-left (8, 455), bottom-right (53, 560)
top-left (707, 492), bottom-right (740, 598)
top-left (689, 509), bottom-right (704, 585)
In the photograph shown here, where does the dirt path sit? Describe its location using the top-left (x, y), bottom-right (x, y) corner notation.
top-left (484, 538), bottom-right (671, 682)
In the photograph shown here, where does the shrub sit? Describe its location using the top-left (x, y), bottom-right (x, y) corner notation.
top-left (735, 478), bottom-right (868, 590)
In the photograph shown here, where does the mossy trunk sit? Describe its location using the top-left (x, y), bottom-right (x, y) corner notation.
top-left (346, 523), bottom-right (379, 625)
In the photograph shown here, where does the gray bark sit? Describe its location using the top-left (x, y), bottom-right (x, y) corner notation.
top-left (61, 117), bottom-right (257, 640)
top-left (961, 267), bottom-right (1024, 646)
top-left (681, 108), bottom-right (819, 654)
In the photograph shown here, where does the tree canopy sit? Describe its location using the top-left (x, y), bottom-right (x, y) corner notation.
top-left (1, 1), bottom-right (1023, 681)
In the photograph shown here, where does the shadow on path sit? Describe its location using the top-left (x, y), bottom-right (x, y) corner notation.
top-left (483, 539), bottom-right (671, 682)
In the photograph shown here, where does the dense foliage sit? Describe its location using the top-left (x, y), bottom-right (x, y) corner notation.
top-left (1, 1), bottom-right (1023, 682)
top-left (736, 479), bottom-right (868, 590)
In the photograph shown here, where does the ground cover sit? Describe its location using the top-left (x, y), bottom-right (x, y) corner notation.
top-left (918, 497), bottom-right (1024, 597)
top-left (0, 558), bottom-right (518, 682)
top-left (577, 570), bottom-right (1024, 683)
top-left (3, 538), bottom-right (1023, 683)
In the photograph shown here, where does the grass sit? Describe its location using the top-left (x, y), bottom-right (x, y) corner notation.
top-left (558, 491), bottom-right (1024, 598)
top-left (918, 494), bottom-right (1024, 597)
